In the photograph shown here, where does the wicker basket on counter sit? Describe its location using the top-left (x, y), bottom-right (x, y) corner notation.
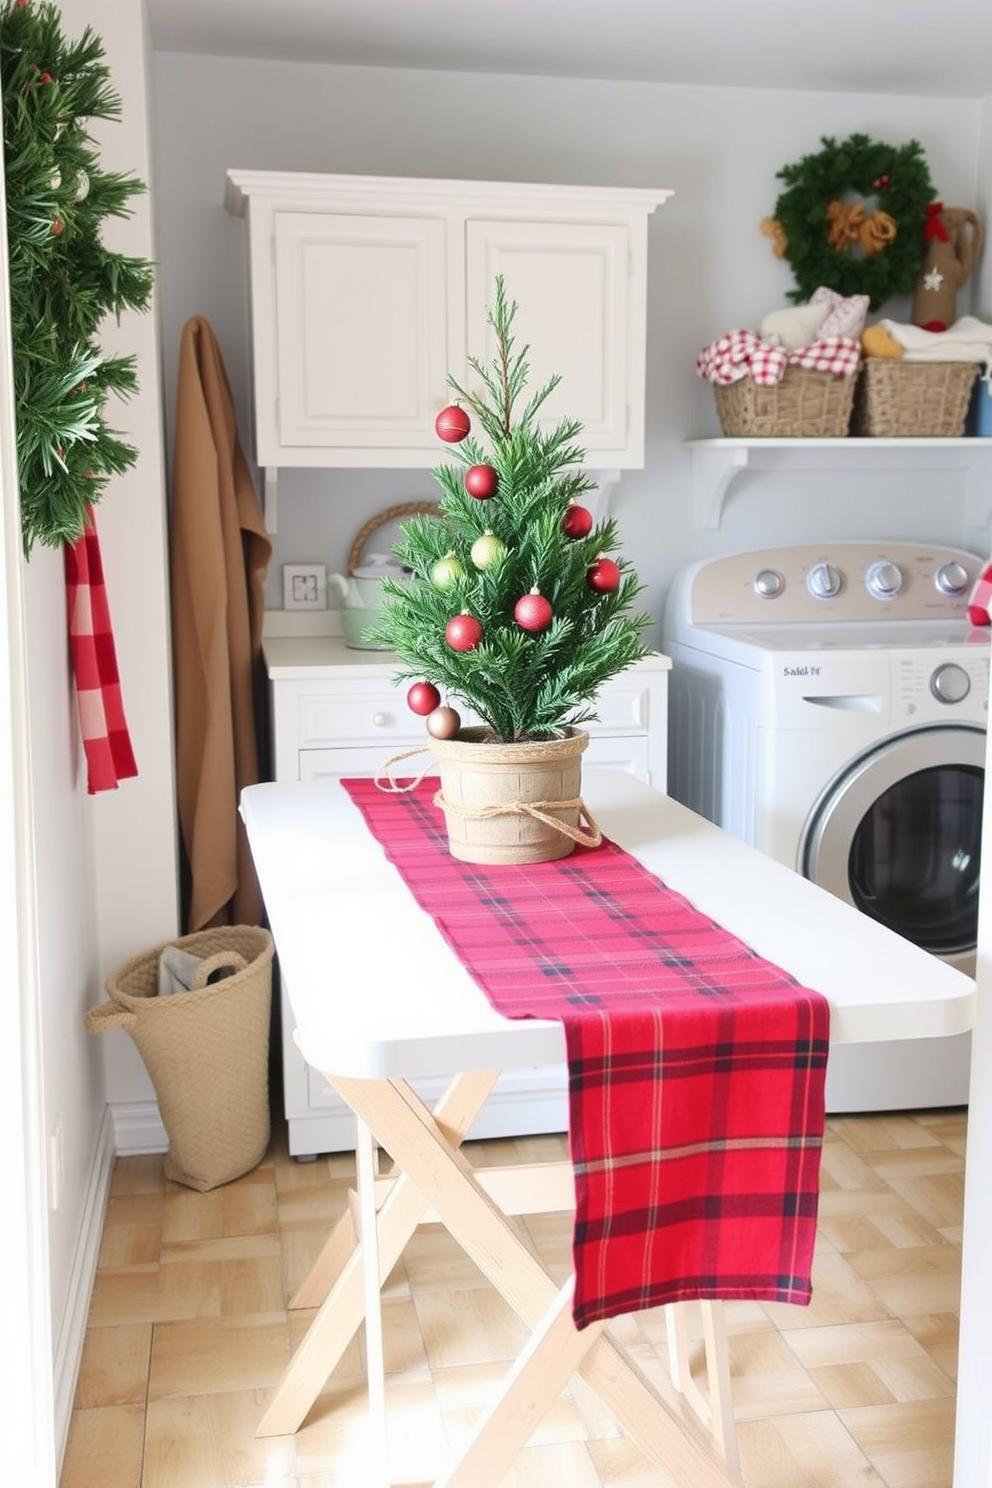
top-left (346, 500), bottom-right (442, 574)
top-left (851, 361), bottom-right (978, 437)
top-left (714, 366), bottom-right (856, 437)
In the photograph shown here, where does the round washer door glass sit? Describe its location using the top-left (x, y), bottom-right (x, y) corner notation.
top-left (802, 727), bottom-right (985, 962)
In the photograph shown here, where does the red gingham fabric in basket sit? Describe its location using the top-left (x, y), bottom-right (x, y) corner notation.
top-left (342, 778), bottom-right (830, 1329)
top-left (64, 507), bottom-right (138, 794)
top-left (696, 328), bottom-right (861, 386)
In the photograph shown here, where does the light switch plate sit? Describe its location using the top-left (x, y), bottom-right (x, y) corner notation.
top-left (283, 562), bottom-right (327, 610)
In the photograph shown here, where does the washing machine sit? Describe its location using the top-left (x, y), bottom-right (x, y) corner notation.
top-left (662, 540), bottom-right (988, 1112)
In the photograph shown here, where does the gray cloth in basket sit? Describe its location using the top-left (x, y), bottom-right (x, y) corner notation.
top-left (157, 945), bottom-right (235, 997)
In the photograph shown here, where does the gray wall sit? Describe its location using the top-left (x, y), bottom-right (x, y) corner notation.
top-left (149, 54), bottom-right (985, 645)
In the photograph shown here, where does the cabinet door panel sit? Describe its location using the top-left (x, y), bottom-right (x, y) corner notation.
top-left (274, 212), bottom-right (447, 449)
top-left (465, 220), bottom-right (629, 450)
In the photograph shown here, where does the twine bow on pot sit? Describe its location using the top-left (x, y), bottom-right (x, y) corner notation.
top-left (375, 729), bottom-right (603, 864)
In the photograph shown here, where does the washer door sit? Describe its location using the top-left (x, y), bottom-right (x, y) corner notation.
top-left (801, 725), bottom-right (984, 967)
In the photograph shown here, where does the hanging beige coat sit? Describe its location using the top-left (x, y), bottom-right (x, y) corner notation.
top-left (170, 316), bottom-right (272, 931)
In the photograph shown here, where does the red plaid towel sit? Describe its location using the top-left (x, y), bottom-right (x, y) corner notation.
top-left (64, 507), bottom-right (138, 794)
top-left (696, 328), bottom-right (861, 385)
top-left (342, 778), bottom-right (830, 1328)
top-left (968, 559), bottom-right (992, 626)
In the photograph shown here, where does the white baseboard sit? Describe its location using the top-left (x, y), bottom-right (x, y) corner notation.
top-left (111, 1099), bottom-right (168, 1154)
top-left (52, 1105), bottom-right (117, 1471)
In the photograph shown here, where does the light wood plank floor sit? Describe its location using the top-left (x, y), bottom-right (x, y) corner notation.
top-left (59, 1106), bottom-right (965, 1488)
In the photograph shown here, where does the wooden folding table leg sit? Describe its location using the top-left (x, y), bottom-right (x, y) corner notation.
top-left (665, 1301), bottom-right (740, 1474)
top-left (701, 1300), bottom-right (740, 1476)
top-left (256, 1068), bottom-right (499, 1438)
top-left (436, 1279), bottom-right (607, 1488)
top-left (334, 1075), bottom-right (742, 1487)
top-left (291, 1068), bottom-right (500, 1311)
top-left (356, 1114), bottom-right (389, 1488)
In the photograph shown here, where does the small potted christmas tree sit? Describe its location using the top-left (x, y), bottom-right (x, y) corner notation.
top-left (370, 277), bottom-right (651, 864)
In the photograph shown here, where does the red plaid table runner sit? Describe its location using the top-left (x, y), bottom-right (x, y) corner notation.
top-left (342, 778), bottom-right (830, 1328)
top-left (64, 507), bottom-right (138, 794)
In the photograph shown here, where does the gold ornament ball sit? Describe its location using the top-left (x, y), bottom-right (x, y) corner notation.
top-left (431, 552), bottom-right (464, 589)
top-left (426, 705), bottom-right (461, 740)
top-left (470, 530), bottom-right (506, 570)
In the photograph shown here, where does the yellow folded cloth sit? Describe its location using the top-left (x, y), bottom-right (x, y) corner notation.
top-left (862, 325), bottom-right (904, 359)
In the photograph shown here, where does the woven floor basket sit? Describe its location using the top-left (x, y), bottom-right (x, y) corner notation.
top-left (851, 360), bottom-right (979, 436)
top-left (714, 367), bottom-right (856, 437)
top-left (86, 927), bottom-right (274, 1191)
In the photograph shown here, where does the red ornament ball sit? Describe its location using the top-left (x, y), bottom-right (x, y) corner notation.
top-left (407, 681), bottom-right (441, 716)
top-left (426, 705), bottom-right (462, 740)
top-left (465, 463), bottom-right (498, 500)
top-left (435, 405), bottom-right (471, 443)
top-left (562, 502), bottom-right (594, 539)
top-left (445, 612), bottom-right (483, 652)
top-left (514, 589), bottom-right (554, 633)
top-left (587, 557), bottom-right (621, 594)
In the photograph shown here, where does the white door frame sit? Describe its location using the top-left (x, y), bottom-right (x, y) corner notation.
top-left (0, 129), bottom-right (57, 1485)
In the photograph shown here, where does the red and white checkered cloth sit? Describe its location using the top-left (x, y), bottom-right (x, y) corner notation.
top-left (342, 778), bottom-right (829, 1329)
top-left (64, 507), bottom-right (138, 794)
top-left (696, 328), bottom-right (861, 386)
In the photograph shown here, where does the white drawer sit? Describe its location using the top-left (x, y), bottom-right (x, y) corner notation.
top-left (299, 745), bottom-right (422, 780)
top-left (591, 674), bottom-right (652, 733)
top-left (583, 736), bottom-right (649, 777)
top-left (296, 683), bottom-right (423, 748)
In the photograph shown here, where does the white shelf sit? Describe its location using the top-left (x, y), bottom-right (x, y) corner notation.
top-left (685, 437), bottom-right (992, 529)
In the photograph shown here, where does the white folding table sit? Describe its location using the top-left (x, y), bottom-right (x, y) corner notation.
top-left (240, 771), bottom-right (975, 1487)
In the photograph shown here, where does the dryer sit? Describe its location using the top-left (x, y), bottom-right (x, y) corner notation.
top-left (662, 541), bottom-right (988, 1111)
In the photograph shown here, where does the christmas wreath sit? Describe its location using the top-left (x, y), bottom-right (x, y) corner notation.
top-left (0, 0), bottom-right (154, 555)
top-left (761, 133), bottom-right (934, 311)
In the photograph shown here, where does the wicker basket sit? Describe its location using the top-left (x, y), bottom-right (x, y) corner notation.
top-left (851, 360), bottom-right (979, 437)
top-left (714, 366), bottom-right (856, 437)
top-left (86, 927), bottom-right (274, 1191)
top-left (346, 500), bottom-right (442, 575)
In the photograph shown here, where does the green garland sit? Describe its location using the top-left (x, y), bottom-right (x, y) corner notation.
top-left (767, 133), bottom-right (934, 311)
top-left (0, 0), bottom-right (154, 555)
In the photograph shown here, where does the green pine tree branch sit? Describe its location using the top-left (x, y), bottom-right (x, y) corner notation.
top-left (1, 0), bottom-right (154, 554)
top-left (368, 275), bottom-right (651, 741)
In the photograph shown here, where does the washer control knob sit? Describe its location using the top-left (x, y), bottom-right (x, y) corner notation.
top-left (806, 562), bottom-right (842, 600)
top-left (931, 662), bottom-right (971, 705)
top-left (935, 560), bottom-right (971, 597)
top-left (865, 559), bottom-right (904, 600)
top-left (754, 568), bottom-right (785, 599)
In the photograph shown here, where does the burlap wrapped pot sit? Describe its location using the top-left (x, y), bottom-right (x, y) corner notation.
top-left (428, 726), bottom-right (602, 865)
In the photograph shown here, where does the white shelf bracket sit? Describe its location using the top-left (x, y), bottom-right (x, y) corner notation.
top-left (691, 445), bottom-right (750, 528)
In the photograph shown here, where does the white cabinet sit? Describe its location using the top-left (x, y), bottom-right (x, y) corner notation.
top-left (264, 635), bottom-right (671, 1155)
top-left (225, 171), bottom-right (671, 471)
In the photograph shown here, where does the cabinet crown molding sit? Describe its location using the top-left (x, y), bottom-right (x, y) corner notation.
top-left (224, 169), bottom-right (673, 218)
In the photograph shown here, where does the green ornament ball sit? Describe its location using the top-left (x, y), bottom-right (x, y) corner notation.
top-left (431, 552), bottom-right (465, 589)
top-left (470, 530), bottom-right (506, 570)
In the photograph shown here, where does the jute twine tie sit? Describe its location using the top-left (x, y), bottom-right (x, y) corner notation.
top-left (376, 742), bottom-right (604, 850)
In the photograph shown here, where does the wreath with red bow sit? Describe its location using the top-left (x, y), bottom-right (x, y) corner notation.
top-left (761, 133), bottom-right (935, 311)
